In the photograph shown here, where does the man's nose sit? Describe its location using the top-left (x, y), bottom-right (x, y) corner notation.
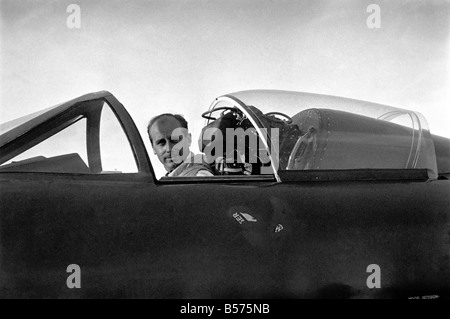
top-left (164, 141), bottom-right (175, 153)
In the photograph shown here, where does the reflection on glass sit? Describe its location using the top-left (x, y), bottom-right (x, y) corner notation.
top-left (99, 103), bottom-right (138, 173)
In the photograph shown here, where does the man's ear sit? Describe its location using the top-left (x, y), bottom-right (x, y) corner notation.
top-left (187, 133), bottom-right (192, 147)
top-left (149, 136), bottom-right (156, 154)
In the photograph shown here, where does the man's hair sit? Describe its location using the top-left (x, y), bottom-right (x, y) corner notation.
top-left (147, 113), bottom-right (188, 143)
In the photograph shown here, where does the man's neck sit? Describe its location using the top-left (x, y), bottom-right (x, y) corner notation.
top-left (166, 152), bottom-right (194, 175)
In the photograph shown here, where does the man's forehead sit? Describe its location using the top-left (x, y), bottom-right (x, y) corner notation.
top-left (150, 116), bottom-right (185, 137)
top-left (155, 115), bottom-right (182, 127)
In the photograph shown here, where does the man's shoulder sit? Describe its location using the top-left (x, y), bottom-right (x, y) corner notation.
top-left (179, 163), bottom-right (213, 177)
top-left (195, 169), bottom-right (214, 177)
top-left (185, 153), bottom-right (208, 165)
top-left (171, 154), bottom-right (214, 177)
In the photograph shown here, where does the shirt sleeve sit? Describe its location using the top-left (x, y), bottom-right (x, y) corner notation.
top-left (195, 169), bottom-right (214, 177)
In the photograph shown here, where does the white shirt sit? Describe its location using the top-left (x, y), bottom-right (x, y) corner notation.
top-left (167, 152), bottom-right (214, 177)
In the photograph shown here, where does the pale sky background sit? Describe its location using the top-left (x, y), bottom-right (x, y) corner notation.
top-left (1, 0), bottom-right (449, 176)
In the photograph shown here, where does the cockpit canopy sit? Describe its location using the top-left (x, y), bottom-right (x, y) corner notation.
top-left (200, 90), bottom-right (438, 179)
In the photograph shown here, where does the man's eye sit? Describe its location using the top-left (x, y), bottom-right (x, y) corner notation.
top-left (172, 136), bottom-right (183, 143)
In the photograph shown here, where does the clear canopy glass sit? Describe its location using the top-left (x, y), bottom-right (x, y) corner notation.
top-left (203, 90), bottom-right (437, 179)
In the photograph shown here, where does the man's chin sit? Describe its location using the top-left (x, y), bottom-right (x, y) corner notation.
top-left (164, 155), bottom-right (186, 172)
top-left (164, 162), bottom-right (180, 172)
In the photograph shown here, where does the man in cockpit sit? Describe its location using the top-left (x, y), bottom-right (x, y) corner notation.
top-left (147, 113), bottom-right (214, 177)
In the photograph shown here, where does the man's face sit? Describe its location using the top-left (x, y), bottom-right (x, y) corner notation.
top-left (149, 116), bottom-right (191, 172)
